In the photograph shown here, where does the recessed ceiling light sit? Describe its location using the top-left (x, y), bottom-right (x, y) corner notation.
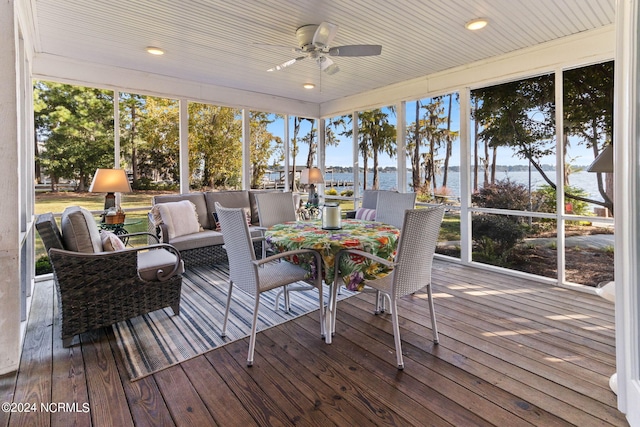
top-left (465, 18), bottom-right (488, 31)
top-left (303, 83), bottom-right (315, 89)
top-left (146, 46), bottom-right (164, 55)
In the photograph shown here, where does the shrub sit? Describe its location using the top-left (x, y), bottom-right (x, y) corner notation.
top-left (35, 255), bottom-right (52, 275)
top-left (472, 214), bottom-right (526, 260)
top-left (535, 184), bottom-right (591, 216)
top-left (472, 179), bottom-right (530, 211)
top-left (325, 188), bottom-right (338, 196)
top-left (340, 189), bottom-right (354, 197)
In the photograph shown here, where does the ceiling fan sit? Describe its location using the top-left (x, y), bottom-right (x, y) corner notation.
top-left (266, 22), bottom-right (382, 75)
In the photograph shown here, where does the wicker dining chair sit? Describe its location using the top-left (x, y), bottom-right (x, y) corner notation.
top-left (329, 206), bottom-right (445, 369)
top-left (214, 202), bottom-right (325, 366)
top-left (375, 191), bottom-right (417, 231)
top-left (370, 191), bottom-right (419, 312)
top-left (254, 191), bottom-right (307, 312)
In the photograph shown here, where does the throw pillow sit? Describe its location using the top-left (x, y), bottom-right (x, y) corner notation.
top-left (157, 200), bottom-right (203, 240)
top-left (100, 230), bottom-right (126, 251)
top-left (355, 208), bottom-right (376, 221)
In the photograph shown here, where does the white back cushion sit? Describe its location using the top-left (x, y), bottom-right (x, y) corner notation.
top-left (157, 200), bottom-right (202, 240)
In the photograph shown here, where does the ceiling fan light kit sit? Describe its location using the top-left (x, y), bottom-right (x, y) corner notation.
top-left (266, 21), bottom-right (381, 75)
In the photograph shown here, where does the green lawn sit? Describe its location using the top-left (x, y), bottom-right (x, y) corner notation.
top-left (35, 191), bottom-right (160, 260)
top-left (34, 191), bottom-right (464, 267)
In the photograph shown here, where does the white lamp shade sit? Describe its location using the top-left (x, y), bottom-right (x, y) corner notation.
top-left (299, 167), bottom-right (324, 184)
top-left (89, 168), bottom-right (132, 193)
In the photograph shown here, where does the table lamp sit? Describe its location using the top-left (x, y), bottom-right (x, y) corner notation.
top-left (300, 167), bottom-right (324, 206)
top-left (89, 168), bottom-right (132, 210)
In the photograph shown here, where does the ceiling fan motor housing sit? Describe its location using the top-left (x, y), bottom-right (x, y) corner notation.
top-left (296, 24), bottom-right (319, 51)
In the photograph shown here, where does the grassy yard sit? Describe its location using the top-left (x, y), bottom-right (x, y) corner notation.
top-left (35, 191), bottom-right (163, 262)
top-left (34, 190), bottom-right (463, 267)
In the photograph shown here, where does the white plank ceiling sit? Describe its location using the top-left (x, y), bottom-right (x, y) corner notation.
top-left (32, 0), bottom-right (615, 105)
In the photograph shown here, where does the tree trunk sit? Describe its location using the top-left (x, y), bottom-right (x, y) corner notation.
top-left (372, 149), bottom-right (379, 189)
top-left (34, 134), bottom-right (41, 183)
top-left (412, 102), bottom-right (421, 191)
top-left (491, 145), bottom-right (497, 184)
top-left (483, 139), bottom-right (489, 186)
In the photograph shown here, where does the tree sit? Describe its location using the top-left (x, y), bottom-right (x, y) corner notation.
top-left (250, 112), bottom-right (282, 188)
top-left (473, 66), bottom-right (615, 213)
top-left (34, 81), bottom-right (114, 191)
top-left (420, 100), bottom-right (449, 193)
top-left (136, 96), bottom-right (180, 184)
top-left (119, 93), bottom-right (146, 188)
top-left (188, 103), bottom-right (242, 189)
top-left (358, 109), bottom-right (396, 189)
top-left (563, 61), bottom-right (614, 212)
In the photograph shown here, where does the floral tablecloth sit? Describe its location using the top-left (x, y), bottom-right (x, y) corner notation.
top-left (265, 219), bottom-right (400, 291)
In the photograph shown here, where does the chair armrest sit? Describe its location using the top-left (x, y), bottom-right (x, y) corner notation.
top-left (252, 248), bottom-right (321, 267)
top-left (142, 243), bottom-right (184, 281)
top-left (335, 248), bottom-right (396, 268)
top-left (49, 242), bottom-right (183, 282)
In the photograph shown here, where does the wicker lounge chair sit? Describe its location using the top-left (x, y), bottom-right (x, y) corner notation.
top-left (36, 209), bottom-right (184, 347)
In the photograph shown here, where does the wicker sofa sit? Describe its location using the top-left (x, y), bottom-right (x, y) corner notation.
top-left (36, 207), bottom-right (184, 347)
top-left (148, 190), bottom-right (274, 267)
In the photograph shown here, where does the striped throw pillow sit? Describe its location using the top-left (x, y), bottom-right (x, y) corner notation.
top-left (355, 208), bottom-right (376, 221)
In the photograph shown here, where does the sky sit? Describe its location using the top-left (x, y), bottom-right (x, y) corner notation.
top-left (266, 97), bottom-right (597, 170)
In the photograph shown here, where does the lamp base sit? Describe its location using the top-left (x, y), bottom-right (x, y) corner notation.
top-left (104, 193), bottom-right (116, 210)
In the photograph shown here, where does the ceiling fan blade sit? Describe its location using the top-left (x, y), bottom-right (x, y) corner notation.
top-left (312, 21), bottom-right (338, 47)
top-left (328, 45), bottom-right (382, 57)
top-left (267, 56), bottom-right (306, 72)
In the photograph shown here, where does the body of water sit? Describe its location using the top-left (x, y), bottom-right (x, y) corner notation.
top-left (268, 169), bottom-right (606, 204)
top-left (323, 170), bottom-right (606, 203)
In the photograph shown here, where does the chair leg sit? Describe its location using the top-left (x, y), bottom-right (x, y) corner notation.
top-left (427, 284), bottom-right (439, 344)
top-left (317, 280), bottom-right (325, 339)
top-left (325, 280), bottom-right (340, 344)
top-left (375, 290), bottom-right (382, 314)
top-left (247, 294), bottom-right (261, 367)
top-left (170, 301), bottom-right (181, 316)
top-left (284, 284), bottom-right (291, 312)
top-left (221, 281), bottom-right (234, 338)
top-left (390, 297), bottom-right (404, 369)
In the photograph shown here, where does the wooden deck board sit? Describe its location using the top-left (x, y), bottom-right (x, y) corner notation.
top-left (0, 260), bottom-right (628, 427)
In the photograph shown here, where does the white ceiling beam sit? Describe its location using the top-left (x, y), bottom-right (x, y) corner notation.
top-left (32, 53), bottom-right (320, 118)
top-left (320, 25), bottom-right (614, 118)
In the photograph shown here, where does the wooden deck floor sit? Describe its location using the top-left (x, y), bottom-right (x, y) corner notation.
top-left (0, 260), bottom-right (628, 427)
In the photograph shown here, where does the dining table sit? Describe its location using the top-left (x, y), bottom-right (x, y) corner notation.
top-left (264, 219), bottom-right (400, 292)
